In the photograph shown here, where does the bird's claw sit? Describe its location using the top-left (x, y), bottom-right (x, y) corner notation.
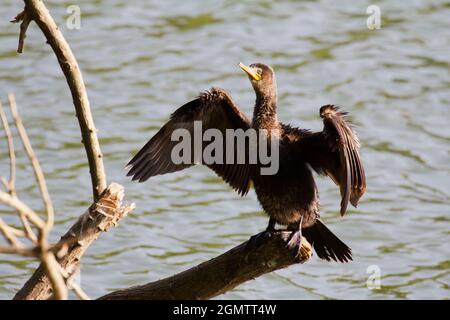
top-left (247, 230), bottom-right (273, 249)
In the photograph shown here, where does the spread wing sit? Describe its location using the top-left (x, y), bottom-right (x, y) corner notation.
top-left (126, 87), bottom-right (252, 196)
top-left (299, 105), bottom-right (366, 216)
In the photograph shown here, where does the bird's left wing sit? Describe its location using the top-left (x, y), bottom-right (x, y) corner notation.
top-left (126, 87), bottom-right (252, 196)
top-left (298, 105), bottom-right (366, 216)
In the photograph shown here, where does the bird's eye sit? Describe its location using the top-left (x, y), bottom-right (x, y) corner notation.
top-left (256, 69), bottom-right (263, 78)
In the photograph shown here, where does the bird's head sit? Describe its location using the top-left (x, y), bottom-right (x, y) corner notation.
top-left (239, 62), bottom-right (277, 100)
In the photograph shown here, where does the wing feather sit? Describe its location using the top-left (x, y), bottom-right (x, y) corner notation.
top-left (300, 105), bottom-right (366, 216)
top-left (127, 87), bottom-right (252, 196)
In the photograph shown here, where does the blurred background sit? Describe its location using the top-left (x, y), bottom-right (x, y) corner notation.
top-left (0, 0), bottom-right (449, 299)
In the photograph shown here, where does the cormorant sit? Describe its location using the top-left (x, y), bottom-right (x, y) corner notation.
top-left (127, 63), bottom-right (366, 263)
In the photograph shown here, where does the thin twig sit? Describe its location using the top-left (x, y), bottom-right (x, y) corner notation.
top-left (0, 95), bottom-right (67, 300)
top-left (61, 267), bottom-right (91, 300)
top-left (0, 222), bottom-right (26, 238)
top-left (0, 102), bottom-right (16, 195)
top-left (18, 213), bottom-right (38, 244)
top-left (0, 218), bottom-right (24, 248)
top-left (0, 245), bottom-right (36, 257)
top-left (70, 282), bottom-right (91, 300)
top-left (8, 94), bottom-right (54, 244)
top-left (0, 191), bottom-right (45, 229)
top-left (0, 177), bottom-right (8, 190)
top-left (0, 100), bottom-right (37, 243)
top-left (11, 9), bottom-right (32, 54)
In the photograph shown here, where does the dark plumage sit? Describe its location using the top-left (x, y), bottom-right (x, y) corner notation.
top-left (127, 63), bottom-right (366, 263)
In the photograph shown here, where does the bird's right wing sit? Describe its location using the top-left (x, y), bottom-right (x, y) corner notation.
top-left (126, 88), bottom-right (252, 196)
top-left (298, 105), bottom-right (366, 216)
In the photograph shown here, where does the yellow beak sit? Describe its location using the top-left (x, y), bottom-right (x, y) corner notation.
top-left (239, 62), bottom-right (261, 81)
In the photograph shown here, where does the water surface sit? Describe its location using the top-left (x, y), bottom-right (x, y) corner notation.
top-left (0, 0), bottom-right (449, 299)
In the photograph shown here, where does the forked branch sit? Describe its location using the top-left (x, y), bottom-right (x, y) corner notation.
top-left (0, 97), bottom-right (66, 299)
top-left (13, 183), bottom-right (134, 300)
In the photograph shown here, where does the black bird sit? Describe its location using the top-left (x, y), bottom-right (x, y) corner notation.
top-left (127, 63), bottom-right (366, 263)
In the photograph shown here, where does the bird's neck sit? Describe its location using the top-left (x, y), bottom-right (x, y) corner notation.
top-left (252, 92), bottom-right (279, 130)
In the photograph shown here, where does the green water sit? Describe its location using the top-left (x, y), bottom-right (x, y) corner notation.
top-left (0, 0), bottom-right (449, 299)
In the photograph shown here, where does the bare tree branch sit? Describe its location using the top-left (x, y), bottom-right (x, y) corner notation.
top-left (1, 96), bottom-right (134, 300)
top-left (13, 0), bottom-right (107, 201)
top-left (14, 183), bottom-right (134, 300)
top-left (0, 96), bottom-right (67, 299)
top-left (99, 233), bottom-right (312, 300)
top-left (8, 93), bottom-right (54, 245)
top-left (6, 1), bottom-right (133, 300)
top-left (0, 101), bottom-right (36, 242)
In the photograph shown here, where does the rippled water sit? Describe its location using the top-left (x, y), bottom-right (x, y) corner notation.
top-left (0, 0), bottom-right (449, 300)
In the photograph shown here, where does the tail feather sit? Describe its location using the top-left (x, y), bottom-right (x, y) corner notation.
top-left (303, 220), bottom-right (352, 263)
